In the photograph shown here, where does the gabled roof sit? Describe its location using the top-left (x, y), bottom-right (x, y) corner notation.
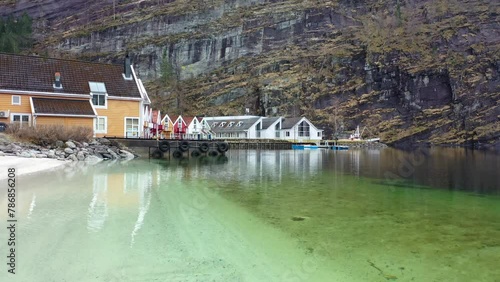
top-left (161, 114), bottom-right (173, 124)
top-left (183, 116), bottom-right (194, 126)
top-left (171, 115), bottom-right (180, 124)
top-left (208, 117), bottom-right (261, 133)
top-left (32, 98), bottom-right (96, 116)
top-left (0, 53), bottom-right (141, 98)
top-left (281, 117), bottom-right (304, 129)
top-left (261, 117), bottom-right (280, 129)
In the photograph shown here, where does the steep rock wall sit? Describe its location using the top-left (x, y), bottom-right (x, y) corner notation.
top-left (1, 0), bottom-right (498, 148)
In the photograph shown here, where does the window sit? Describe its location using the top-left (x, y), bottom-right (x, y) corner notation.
top-left (94, 117), bottom-right (107, 134)
top-left (228, 122), bottom-right (235, 127)
top-left (219, 122), bottom-right (226, 127)
top-left (275, 122), bottom-right (280, 138)
top-left (286, 131), bottom-right (290, 137)
top-left (92, 93), bottom-right (106, 107)
top-left (12, 96), bottom-right (21, 105)
top-left (89, 82), bottom-right (107, 107)
top-left (236, 121), bottom-right (243, 127)
top-left (298, 121), bottom-right (310, 137)
top-left (317, 132), bottom-right (321, 137)
top-left (212, 122), bottom-right (218, 127)
top-left (178, 121), bottom-right (182, 129)
top-left (11, 114), bottom-right (30, 128)
top-left (125, 118), bottom-right (140, 138)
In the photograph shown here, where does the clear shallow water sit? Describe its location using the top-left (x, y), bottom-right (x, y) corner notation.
top-left (0, 148), bottom-right (499, 282)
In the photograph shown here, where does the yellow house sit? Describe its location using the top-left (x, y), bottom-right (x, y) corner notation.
top-left (160, 113), bottom-right (174, 139)
top-left (0, 52), bottom-right (151, 137)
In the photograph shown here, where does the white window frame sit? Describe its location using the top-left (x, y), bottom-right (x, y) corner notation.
top-left (10, 113), bottom-right (30, 128)
top-left (236, 121), bottom-right (243, 127)
top-left (286, 131), bottom-right (290, 137)
top-left (219, 122), bottom-right (226, 127)
top-left (124, 117), bottom-right (140, 138)
top-left (91, 92), bottom-right (107, 109)
top-left (11, 95), bottom-right (21, 105)
top-left (94, 116), bottom-right (107, 134)
top-left (89, 82), bottom-right (108, 109)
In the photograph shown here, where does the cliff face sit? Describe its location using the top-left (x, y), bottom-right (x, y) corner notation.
top-left (1, 0), bottom-right (499, 148)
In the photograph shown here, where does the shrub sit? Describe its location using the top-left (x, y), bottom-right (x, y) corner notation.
top-left (6, 124), bottom-right (93, 146)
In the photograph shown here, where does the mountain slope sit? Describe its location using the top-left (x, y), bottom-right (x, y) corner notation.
top-left (1, 0), bottom-right (499, 148)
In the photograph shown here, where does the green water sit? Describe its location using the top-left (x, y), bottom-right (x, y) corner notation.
top-left (1, 148), bottom-right (499, 281)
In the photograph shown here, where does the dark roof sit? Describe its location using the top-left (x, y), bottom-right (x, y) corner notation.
top-left (209, 117), bottom-right (261, 133)
top-left (0, 53), bottom-right (141, 98)
top-left (32, 98), bottom-right (96, 116)
top-left (183, 116), bottom-right (194, 126)
top-left (281, 117), bottom-right (303, 129)
top-left (261, 117), bottom-right (280, 129)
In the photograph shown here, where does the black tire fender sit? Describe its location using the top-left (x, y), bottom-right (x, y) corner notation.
top-left (199, 142), bottom-right (210, 153)
top-left (172, 150), bottom-right (183, 159)
top-left (217, 142), bottom-right (229, 153)
top-left (179, 141), bottom-right (190, 152)
top-left (159, 141), bottom-right (170, 152)
top-left (151, 149), bottom-right (164, 159)
top-left (191, 149), bottom-right (201, 157)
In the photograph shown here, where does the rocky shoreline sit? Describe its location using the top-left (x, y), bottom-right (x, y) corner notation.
top-left (0, 135), bottom-right (137, 163)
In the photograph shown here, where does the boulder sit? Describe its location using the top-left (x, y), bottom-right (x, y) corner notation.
top-left (85, 155), bottom-right (103, 165)
top-left (76, 151), bottom-right (86, 161)
top-left (119, 150), bottom-right (135, 160)
top-left (18, 151), bottom-right (31, 158)
top-left (64, 148), bottom-right (74, 154)
top-left (0, 151), bottom-right (4, 156)
top-left (102, 153), bottom-right (113, 159)
top-left (67, 154), bottom-right (78, 161)
top-left (82, 142), bottom-right (89, 147)
top-left (47, 150), bottom-right (56, 157)
top-left (55, 140), bottom-right (64, 147)
top-left (65, 141), bottom-right (76, 148)
top-left (107, 148), bottom-right (119, 159)
top-left (36, 154), bottom-right (48, 158)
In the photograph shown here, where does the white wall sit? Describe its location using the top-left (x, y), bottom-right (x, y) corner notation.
top-left (260, 118), bottom-right (282, 139)
top-left (280, 118), bottom-right (323, 142)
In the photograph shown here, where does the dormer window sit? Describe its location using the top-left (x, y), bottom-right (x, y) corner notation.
top-left (89, 82), bottom-right (107, 108)
top-left (219, 122), bottom-right (226, 127)
top-left (212, 122), bottom-right (218, 127)
top-left (228, 122), bottom-right (235, 127)
top-left (236, 121), bottom-right (243, 127)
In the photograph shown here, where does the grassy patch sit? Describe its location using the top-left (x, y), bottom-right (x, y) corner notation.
top-left (6, 124), bottom-right (93, 146)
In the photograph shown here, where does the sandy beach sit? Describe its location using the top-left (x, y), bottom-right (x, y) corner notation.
top-left (0, 156), bottom-right (68, 180)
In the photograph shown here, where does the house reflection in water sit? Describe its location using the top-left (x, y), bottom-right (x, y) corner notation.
top-left (86, 165), bottom-right (158, 246)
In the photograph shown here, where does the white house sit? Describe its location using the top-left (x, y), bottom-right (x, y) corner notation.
top-left (202, 116), bottom-right (262, 139)
top-left (185, 117), bottom-right (212, 139)
top-left (280, 117), bottom-right (323, 142)
top-left (260, 117), bottom-right (282, 139)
